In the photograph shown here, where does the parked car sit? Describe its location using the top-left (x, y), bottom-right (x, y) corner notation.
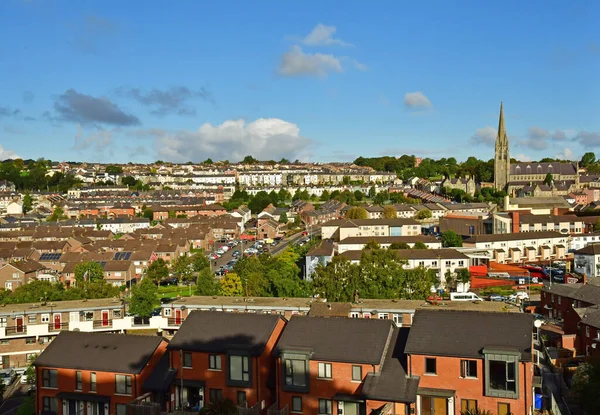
top-left (20, 373), bottom-right (30, 384)
top-left (0, 369), bottom-right (16, 386)
top-left (216, 248), bottom-right (225, 255)
top-left (232, 250), bottom-right (240, 258)
top-left (160, 277), bottom-right (178, 286)
top-left (215, 269), bottom-right (228, 277)
top-left (508, 291), bottom-right (530, 301)
top-left (488, 294), bottom-right (506, 302)
top-left (449, 292), bottom-right (484, 301)
top-left (221, 245), bottom-right (230, 252)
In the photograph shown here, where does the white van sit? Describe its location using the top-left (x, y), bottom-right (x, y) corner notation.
top-left (450, 292), bottom-right (484, 302)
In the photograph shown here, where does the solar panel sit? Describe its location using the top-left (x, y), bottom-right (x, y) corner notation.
top-left (114, 251), bottom-right (132, 261)
top-left (40, 253), bottom-right (61, 261)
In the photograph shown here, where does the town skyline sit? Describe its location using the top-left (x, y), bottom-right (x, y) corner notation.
top-left (2, 1), bottom-right (599, 164)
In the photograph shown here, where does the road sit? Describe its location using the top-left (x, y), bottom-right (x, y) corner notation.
top-left (0, 380), bottom-right (29, 415)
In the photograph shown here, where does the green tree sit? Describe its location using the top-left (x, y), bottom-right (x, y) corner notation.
top-left (23, 192), bottom-right (32, 214)
top-left (242, 155), bottom-right (258, 164)
top-left (572, 360), bottom-right (600, 414)
top-left (74, 261), bottom-right (105, 283)
top-left (143, 208), bottom-right (154, 220)
top-left (168, 210), bottom-right (176, 219)
top-left (389, 242), bottom-right (410, 250)
top-left (416, 209), bottom-right (432, 220)
top-left (594, 218), bottom-right (600, 232)
top-left (248, 191), bottom-right (272, 213)
top-left (345, 207), bottom-right (368, 219)
top-left (413, 241), bottom-right (428, 249)
top-left (456, 268), bottom-right (471, 286)
top-left (129, 277), bottom-right (158, 317)
top-left (105, 165), bottom-right (123, 175)
top-left (47, 206), bottom-right (67, 222)
top-left (196, 268), bottom-right (218, 296)
top-left (544, 172), bottom-right (553, 186)
top-left (368, 186), bottom-right (377, 199)
top-left (354, 190), bottom-right (365, 201)
top-left (279, 211), bottom-right (289, 223)
top-left (171, 255), bottom-right (193, 282)
top-left (147, 258), bottom-right (169, 285)
top-left (581, 152), bottom-right (596, 168)
top-left (383, 205), bottom-right (397, 218)
top-left (245, 272), bottom-right (269, 297)
top-left (219, 272), bottom-right (243, 296)
top-left (364, 240), bottom-right (381, 250)
top-left (203, 158), bottom-right (214, 164)
top-left (441, 230), bottom-right (463, 247)
top-left (191, 253), bottom-right (210, 272)
top-left (320, 190), bottom-right (331, 202)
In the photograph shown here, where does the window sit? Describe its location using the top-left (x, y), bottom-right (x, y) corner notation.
top-left (80, 311), bottom-right (94, 321)
top-left (461, 360), bottom-right (477, 378)
top-left (27, 315), bottom-right (36, 324)
top-left (116, 404), bottom-right (127, 415)
top-left (229, 355), bottom-right (250, 383)
top-left (0, 318), bottom-right (5, 328)
top-left (488, 360), bottom-right (516, 394)
top-left (237, 391), bottom-right (247, 406)
top-left (350, 312), bottom-right (359, 318)
top-left (90, 372), bottom-right (96, 392)
top-left (378, 313), bottom-right (388, 320)
top-left (318, 362), bottom-right (332, 379)
top-left (461, 400), bottom-right (477, 412)
top-left (113, 310), bottom-right (122, 318)
top-left (183, 352), bottom-right (193, 368)
top-left (209, 388), bottom-right (223, 402)
top-left (498, 403), bottom-right (511, 415)
top-left (425, 357), bottom-right (437, 375)
top-left (42, 369), bottom-right (58, 388)
top-left (75, 371), bottom-right (82, 391)
top-left (352, 365), bottom-right (362, 381)
top-left (42, 397), bottom-right (58, 413)
top-left (318, 399), bottom-right (332, 415)
top-left (291, 396), bottom-right (302, 413)
top-left (393, 314), bottom-right (401, 326)
top-left (26, 353), bottom-right (36, 362)
top-left (164, 308), bottom-right (172, 317)
top-left (115, 374), bottom-right (132, 395)
top-left (5, 282), bottom-right (12, 290)
top-left (25, 337), bottom-right (35, 344)
top-left (209, 354), bottom-right (222, 370)
top-left (284, 357), bottom-right (308, 389)
top-left (41, 314), bottom-right (50, 323)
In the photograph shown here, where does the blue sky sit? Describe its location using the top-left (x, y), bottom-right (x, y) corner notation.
top-left (0, 0), bottom-right (599, 164)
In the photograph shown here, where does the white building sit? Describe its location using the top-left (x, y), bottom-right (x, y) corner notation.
top-left (574, 244), bottom-right (600, 277)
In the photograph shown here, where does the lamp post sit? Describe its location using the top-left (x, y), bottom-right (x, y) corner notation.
top-left (534, 319), bottom-right (543, 365)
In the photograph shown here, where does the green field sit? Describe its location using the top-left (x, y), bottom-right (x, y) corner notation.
top-left (157, 285), bottom-right (194, 299)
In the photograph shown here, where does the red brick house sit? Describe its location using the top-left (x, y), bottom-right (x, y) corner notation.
top-left (405, 310), bottom-right (534, 415)
top-left (167, 310), bottom-right (286, 411)
top-left (274, 316), bottom-right (418, 415)
top-left (35, 331), bottom-right (168, 415)
top-left (540, 281), bottom-right (600, 336)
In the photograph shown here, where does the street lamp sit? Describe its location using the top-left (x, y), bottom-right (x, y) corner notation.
top-left (534, 319), bottom-right (543, 364)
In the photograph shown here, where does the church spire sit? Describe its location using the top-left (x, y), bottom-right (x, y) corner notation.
top-left (498, 101), bottom-right (506, 142)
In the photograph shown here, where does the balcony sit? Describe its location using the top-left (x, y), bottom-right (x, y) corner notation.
top-left (93, 319), bottom-right (113, 329)
top-left (167, 318), bottom-right (183, 327)
top-left (5, 326), bottom-right (27, 336)
top-left (48, 322), bottom-right (69, 332)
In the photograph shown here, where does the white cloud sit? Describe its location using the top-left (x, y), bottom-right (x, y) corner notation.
top-left (299, 24), bottom-right (352, 47)
top-left (520, 137), bottom-right (548, 150)
top-left (555, 147), bottom-right (575, 160)
top-left (73, 124), bottom-right (115, 156)
top-left (513, 153), bottom-right (532, 162)
top-left (142, 118), bottom-right (313, 163)
top-left (0, 145), bottom-right (20, 160)
top-left (277, 46), bottom-right (343, 78)
top-left (573, 131), bottom-right (600, 148)
top-left (404, 92), bottom-right (433, 110)
top-left (470, 126), bottom-right (497, 146)
top-left (352, 60), bottom-right (368, 71)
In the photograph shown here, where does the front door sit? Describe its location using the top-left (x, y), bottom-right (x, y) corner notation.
top-left (101, 310), bottom-right (109, 327)
top-left (53, 313), bottom-right (61, 330)
top-left (421, 396), bottom-right (448, 415)
top-left (344, 402), bottom-right (359, 415)
top-left (68, 400), bottom-right (77, 415)
top-left (15, 316), bottom-right (23, 333)
top-left (175, 309), bottom-right (182, 325)
top-left (1, 356), bottom-right (9, 369)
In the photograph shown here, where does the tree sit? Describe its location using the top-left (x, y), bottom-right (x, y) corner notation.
top-left (171, 255), bottom-right (193, 282)
top-left (191, 253), bottom-right (210, 272)
top-left (129, 277), bottom-right (157, 317)
top-left (74, 261), bottom-right (105, 283)
top-left (345, 207), bottom-right (368, 219)
top-left (248, 191), bottom-right (272, 213)
top-left (219, 273), bottom-right (243, 296)
top-left (572, 360), bottom-right (600, 414)
top-left (203, 158), bottom-right (214, 164)
top-left (279, 211), bottom-right (289, 223)
top-left (47, 206), bottom-right (67, 222)
top-left (581, 152), bottom-right (596, 168)
top-left (245, 272), bottom-right (269, 297)
top-left (105, 165), bottom-right (123, 175)
top-left (413, 241), bottom-right (428, 249)
top-left (595, 218), bottom-right (600, 232)
top-left (456, 268), bottom-right (471, 286)
top-left (143, 208), bottom-right (154, 220)
top-left (389, 242), bottom-right (410, 250)
top-left (23, 192), bottom-right (32, 214)
top-left (147, 258), bottom-right (169, 285)
top-left (364, 240), bottom-right (381, 250)
top-left (368, 186), bottom-right (377, 199)
top-left (196, 268), bottom-right (218, 296)
top-left (416, 209), bottom-right (432, 220)
top-left (544, 172), bottom-right (553, 186)
top-left (242, 155), bottom-right (258, 164)
top-left (383, 205), bottom-right (397, 218)
top-left (320, 190), bottom-right (331, 202)
top-left (441, 230), bottom-right (463, 247)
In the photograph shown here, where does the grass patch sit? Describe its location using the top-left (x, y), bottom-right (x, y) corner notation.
top-left (157, 285), bottom-right (194, 298)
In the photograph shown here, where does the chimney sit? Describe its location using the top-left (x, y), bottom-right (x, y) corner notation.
top-left (512, 211), bottom-right (520, 234)
top-left (553, 207), bottom-right (559, 216)
top-left (583, 273), bottom-right (588, 285)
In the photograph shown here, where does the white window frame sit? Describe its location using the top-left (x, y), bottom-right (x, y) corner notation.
top-left (41, 314), bottom-right (50, 323)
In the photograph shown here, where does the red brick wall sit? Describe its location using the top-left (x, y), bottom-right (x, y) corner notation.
top-left (277, 360), bottom-right (378, 415)
top-left (410, 354), bottom-right (533, 415)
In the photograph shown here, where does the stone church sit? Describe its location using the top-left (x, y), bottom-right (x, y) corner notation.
top-left (493, 103), bottom-right (579, 195)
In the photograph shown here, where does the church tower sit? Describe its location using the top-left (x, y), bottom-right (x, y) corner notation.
top-left (494, 102), bottom-right (510, 190)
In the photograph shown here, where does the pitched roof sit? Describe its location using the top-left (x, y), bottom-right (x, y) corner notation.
top-left (275, 316), bottom-right (393, 364)
top-left (465, 231), bottom-right (564, 243)
top-left (338, 236), bottom-right (440, 245)
top-left (34, 331), bottom-right (165, 374)
top-left (340, 248), bottom-right (467, 261)
top-left (576, 244), bottom-right (600, 255)
top-left (167, 311), bottom-right (283, 356)
top-left (362, 328), bottom-right (419, 403)
top-left (405, 310), bottom-right (533, 361)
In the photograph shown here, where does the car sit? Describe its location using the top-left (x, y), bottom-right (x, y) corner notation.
top-left (0, 369), bottom-right (16, 386)
top-left (508, 291), bottom-right (530, 301)
top-left (221, 245), bottom-right (230, 252)
top-left (216, 248), bottom-right (225, 255)
top-left (20, 373), bottom-right (29, 384)
top-left (262, 248), bottom-right (269, 253)
top-left (232, 250), bottom-right (240, 257)
top-left (150, 308), bottom-right (162, 317)
top-left (488, 294), bottom-right (506, 302)
top-left (215, 269), bottom-right (228, 277)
